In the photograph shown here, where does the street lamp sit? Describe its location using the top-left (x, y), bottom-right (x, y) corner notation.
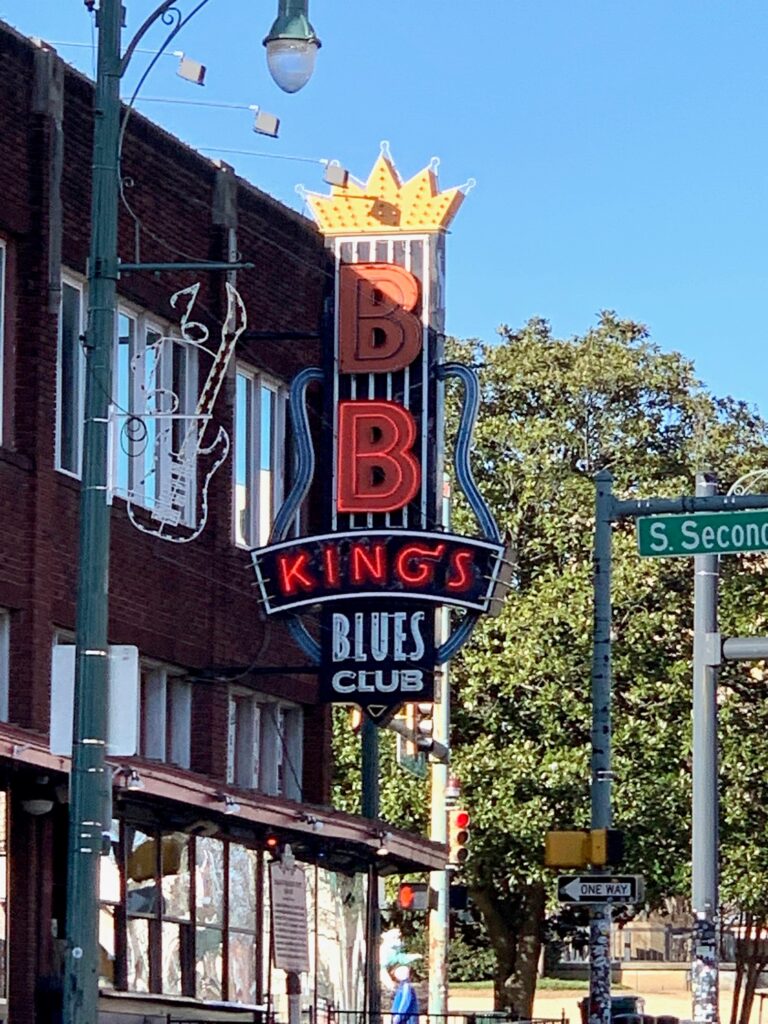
top-left (64, 3), bottom-right (319, 1024)
top-left (263, 0), bottom-right (321, 93)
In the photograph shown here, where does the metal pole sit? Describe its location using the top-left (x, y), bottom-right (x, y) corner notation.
top-left (691, 472), bottom-right (720, 1023)
top-left (362, 717), bottom-right (381, 1021)
top-left (63, 1), bottom-right (122, 1020)
top-left (428, 608), bottom-right (450, 1015)
top-left (589, 470), bottom-right (613, 1024)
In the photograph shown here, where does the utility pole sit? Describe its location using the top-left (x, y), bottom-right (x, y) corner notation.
top-left (428, 613), bottom-right (450, 1014)
top-left (691, 472), bottom-right (719, 1023)
top-left (61, 4), bottom-right (320, 1021)
top-left (64, 3), bottom-right (122, 1020)
top-left (362, 718), bottom-right (381, 1021)
top-left (588, 470), bottom-right (614, 1024)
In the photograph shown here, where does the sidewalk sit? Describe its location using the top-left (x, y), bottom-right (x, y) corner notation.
top-left (450, 984), bottom-right (760, 1023)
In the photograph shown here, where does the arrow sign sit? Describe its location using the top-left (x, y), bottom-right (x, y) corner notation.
top-left (557, 875), bottom-right (644, 904)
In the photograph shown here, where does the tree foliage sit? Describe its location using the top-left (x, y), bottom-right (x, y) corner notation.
top-left (446, 314), bottom-right (768, 1013)
top-left (331, 312), bottom-right (768, 1017)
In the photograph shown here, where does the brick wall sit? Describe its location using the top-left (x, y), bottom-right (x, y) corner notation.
top-left (0, 22), bottom-right (332, 781)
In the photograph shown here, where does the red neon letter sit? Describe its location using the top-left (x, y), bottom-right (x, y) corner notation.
top-left (276, 551), bottom-right (316, 595)
top-left (322, 545), bottom-right (340, 588)
top-left (446, 548), bottom-right (474, 592)
top-left (350, 543), bottom-right (387, 585)
top-left (339, 263), bottom-right (422, 374)
top-left (395, 543), bottom-right (447, 586)
top-left (337, 400), bottom-right (421, 514)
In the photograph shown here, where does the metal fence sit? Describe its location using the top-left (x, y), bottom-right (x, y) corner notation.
top-left (325, 1010), bottom-right (566, 1024)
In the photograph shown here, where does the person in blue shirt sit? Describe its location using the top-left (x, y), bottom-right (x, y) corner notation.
top-left (390, 964), bottom-right (419, 1024)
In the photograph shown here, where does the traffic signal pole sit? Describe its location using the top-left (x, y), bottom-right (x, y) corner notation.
top-left (591, 476), bottom-right (768, 1024)
top-left (588, 471), bottom-right (614, 1024)
top-left (428, 617), bottom-right (450, 1014)
top-left (691, 473), bottom-right (719, 1023)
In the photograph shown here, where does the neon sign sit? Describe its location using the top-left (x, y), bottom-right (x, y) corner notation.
top-left (251, 146), bottom-right (503, 718)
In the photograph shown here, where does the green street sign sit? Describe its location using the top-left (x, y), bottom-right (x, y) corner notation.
top-left (637, 509), bottom-right (768, 557)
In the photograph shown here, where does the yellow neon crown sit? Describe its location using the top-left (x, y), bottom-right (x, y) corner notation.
top-left (306, 143), bottom-right (469, 236)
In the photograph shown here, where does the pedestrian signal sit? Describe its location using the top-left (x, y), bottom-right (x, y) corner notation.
top-left (448, 808), bottom-right (470, 867)
top-left (397, 881), bottom-right (429, 911)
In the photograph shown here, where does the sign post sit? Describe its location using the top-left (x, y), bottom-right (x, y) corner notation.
top-left (251, 147), bottom-right (505, 1018)
top-left (592, 479), bottom-right (768, 1024)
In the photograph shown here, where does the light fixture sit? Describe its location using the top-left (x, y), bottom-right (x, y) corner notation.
top-left (223, 795), bottom-right (241, 815)
top-left (252, 108), bottom-right (280, 138)
top-left (176, 54), bottom-right (206, 85)
top-left (21, 776), bottom-right (54, 816)
top-left (263, 0), bottom-right (320, 94)
top-left (125, 769), bottom-right (144, 791)
top-left (298, 812), bottom-right (323, 832)
top-left (322, 160), bottom-right (349, 188)
top-left (375, 830), bottom-right (392, 856)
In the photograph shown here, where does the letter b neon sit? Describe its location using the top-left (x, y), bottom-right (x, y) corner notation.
top-left (337, 400), bottom-right (420, 513)
top-left (339, 263), bottom-right (421, 374)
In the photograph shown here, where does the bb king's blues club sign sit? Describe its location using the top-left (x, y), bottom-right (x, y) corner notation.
top-left (251, 145), bottom-right (505, 720)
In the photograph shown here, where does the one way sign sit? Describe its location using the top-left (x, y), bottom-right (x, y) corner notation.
top-left (557, 875), bottom-right (644, 905)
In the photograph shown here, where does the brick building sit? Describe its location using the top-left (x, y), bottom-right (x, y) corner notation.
top-left (0, 19), bottom-right (443, 1024)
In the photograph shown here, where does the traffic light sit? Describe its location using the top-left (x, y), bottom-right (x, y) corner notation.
top-left (349, 706), bottom-right (363, 735)
top-left (544, 828), bottom-right (624, 868)
top-left (545, 831), bottom-right (589, 868)
top-left (589, 828), bottom-right (624, 867)
top-left (448, 807), bottom-right (470, 867)
top-left (402, 703), bottom-right (418, 758)
top-left (415, 702), bottom-right (434, 752)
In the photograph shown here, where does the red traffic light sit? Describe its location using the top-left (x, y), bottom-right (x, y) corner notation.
top-left (448, 808), bottom-right (471, 867)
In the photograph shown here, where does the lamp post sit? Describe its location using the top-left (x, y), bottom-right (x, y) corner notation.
top-left (63, 4), bottom-right (319, 1023)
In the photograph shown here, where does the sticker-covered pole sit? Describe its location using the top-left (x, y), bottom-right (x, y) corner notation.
top-left (589, 470), bottom-right (614, 1024)
top-left (691, 472), bottom-right (719, 1022)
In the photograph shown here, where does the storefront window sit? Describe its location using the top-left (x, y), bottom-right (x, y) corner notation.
top-left (102, 823), bottom-right (261, 1004)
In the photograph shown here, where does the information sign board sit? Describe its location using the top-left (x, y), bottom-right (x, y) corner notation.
top-left (270, 860), bottom-right (310, 973)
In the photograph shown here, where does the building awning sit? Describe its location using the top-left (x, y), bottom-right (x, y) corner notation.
top-left (1, 734), bottom-right (446, 875)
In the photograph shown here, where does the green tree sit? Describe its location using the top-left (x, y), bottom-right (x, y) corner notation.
top-left (446, 314), bottom-right (768, 1014)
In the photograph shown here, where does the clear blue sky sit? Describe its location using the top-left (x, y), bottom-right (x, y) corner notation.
top-left (3, 1), bottom-right (768, 412)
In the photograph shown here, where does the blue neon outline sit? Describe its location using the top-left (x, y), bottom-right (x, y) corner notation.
top-left (270, 366), bottom-right (323, 664)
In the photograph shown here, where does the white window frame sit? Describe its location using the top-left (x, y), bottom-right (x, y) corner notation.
top-left (233, 365), bottom-right (286, 548)
top-left (56, 274), bottom-right (86, 476)
top-left (111, 302), bottom-right (198, 524)
top-left (226, 693), bottom-right (302, 799)
top-left (139, 663), bottom-right (191, 768)
top-left (0, 611), bottom-right (9, 724)
top-left (259, 699), bottom-right (302, 800)
top-left (226, 688), bottom-right (262, 789)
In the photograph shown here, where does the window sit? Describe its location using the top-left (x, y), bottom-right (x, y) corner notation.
top-left (0, 241), bottom-right (5, 447)
top-left (101, 825), bottom-right (261, 1004)
top-left (139, 665), bottom-right (191, 768)
top-left (56, 277), bottom-right (85, 475)
top-left (112, 306), bottom-right (198, 524)
top-left (234, 367), bottom-right (286, 547)
top-left (227, 692), bottom-right (302, 800)
top-left (56, 285), bottom-right (198, 522)
top-left (0, 611), bottom-right (8, 724)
